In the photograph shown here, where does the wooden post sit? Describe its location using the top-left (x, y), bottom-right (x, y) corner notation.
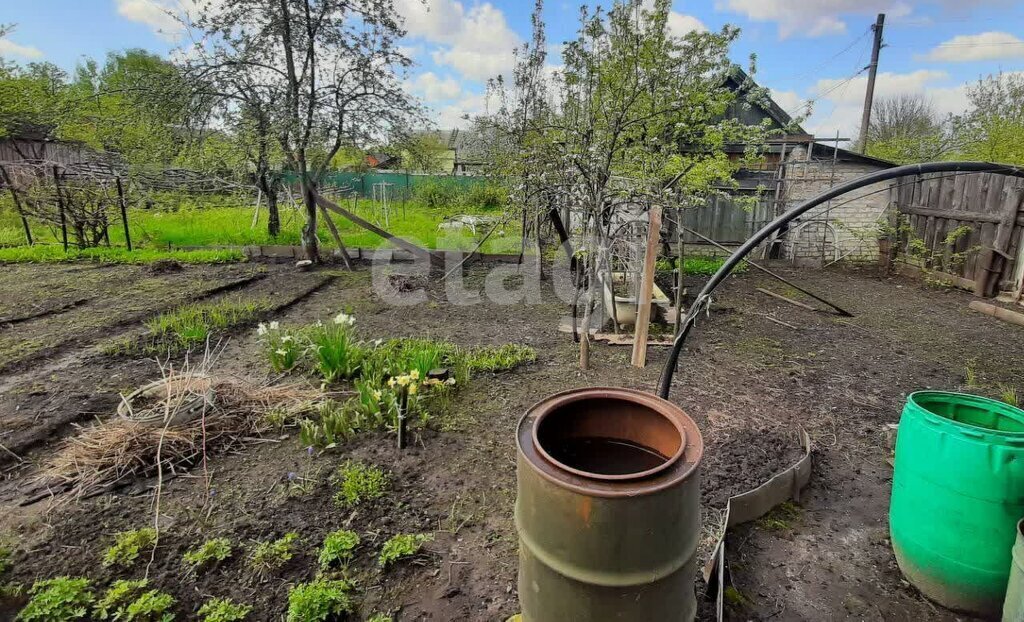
top-left (316, 203), bottom-right (353, 270)
top-left (631, 206), bottom-right (662, 367)
top-left (0, 165), bottom-right (32, 245)
top-left (975, 182), bottom-right (1021, 297)
top-left (52, 166), bottom-right (68, 252)
top-left (115, 177), bottom-right (132, 251)
top-left (674, 206), bottom-right (684, 335)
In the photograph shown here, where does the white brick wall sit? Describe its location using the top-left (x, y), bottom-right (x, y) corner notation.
top-left (778, 157), bottom-right (890, 264)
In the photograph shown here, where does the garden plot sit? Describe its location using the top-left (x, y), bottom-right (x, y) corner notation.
top-left (0, 261), bottom-right (1020, 620)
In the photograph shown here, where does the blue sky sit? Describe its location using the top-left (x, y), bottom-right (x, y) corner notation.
top-left (3, 1), bottom-right (1023, 142)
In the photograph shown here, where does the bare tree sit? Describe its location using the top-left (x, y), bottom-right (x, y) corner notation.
top-left (180, 0), bottom-right (422, 260)
top-left (857, 93), bottom-right (952, 163)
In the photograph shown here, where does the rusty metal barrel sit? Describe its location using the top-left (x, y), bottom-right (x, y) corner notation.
top-left (515, 387), bottom-right (703, 621)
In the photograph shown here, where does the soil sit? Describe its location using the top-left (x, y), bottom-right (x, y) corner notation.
top-left (1, 258), bottom-right (1021, 621)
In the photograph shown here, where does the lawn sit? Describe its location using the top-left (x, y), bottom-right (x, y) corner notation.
top-left (0, 197), bottom-right (523, 256)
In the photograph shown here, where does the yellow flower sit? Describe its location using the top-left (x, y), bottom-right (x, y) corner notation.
top-left (409, 369), bottom-right (420, 381)
top-left (372, 389), bottom-right (383, 401)
top-left (396, 375), bottom-right (410, 387)
top-left (408, 383), bottom-right (418, 395)
top-left (388, 377), bottom-right (397, 388)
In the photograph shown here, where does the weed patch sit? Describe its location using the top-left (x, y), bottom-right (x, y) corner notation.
top-left (138, 298), bottom-right (269, 354)
top-left (102, 528), bottom-right (157, 568)
top-left (183, 537), bottom-right (232, 573)
top-left (378, 533), bottom-right (433, 568)
top-left (332, 461), bottom-right (389, 509)
top-left (16, 577), bottom-right (94, 622)
top-left (247, 533), bottom-right (300, 577)
top-left (94, 579), bottom-right (175, 621)
top-left (318, 530), bottom-right (360, 570)
top-left (198, 597), bottom-right (252, 621)
top-left (286, 578), bottom-right (353, 622)
top-left (465, 344), bottom-right (536, 373)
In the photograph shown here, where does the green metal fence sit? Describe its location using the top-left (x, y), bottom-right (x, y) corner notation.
top-left (284, 172), bottom-right (487, 200)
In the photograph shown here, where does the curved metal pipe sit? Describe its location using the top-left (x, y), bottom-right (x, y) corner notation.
top-left (657, 161), bottom-right (1024, 399)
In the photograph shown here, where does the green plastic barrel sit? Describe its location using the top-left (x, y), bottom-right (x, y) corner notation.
top-left (890, 391), bottom-right (1024, 616)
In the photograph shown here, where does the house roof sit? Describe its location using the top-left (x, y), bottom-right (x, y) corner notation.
top-left (724, 67), bottom-right (805, 134)
top-left (809, 142), bottom-right (896, 168)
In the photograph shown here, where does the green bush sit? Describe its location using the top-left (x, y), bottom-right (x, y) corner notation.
top-left (298, 400), bottom-right (361, 449)
top-left (458, 182), bottom-right (507, 210)
top-left (197, 597), bottom-right (252, 622)
top-left (103, 528), bottom-right (158, 568)
top-left (286, 579), bottom-right (353, 622)
top-left (318, 530), bottom-right (360, 570)
top-left (16, 577), bottom-right (94, 622)
top-left (332, 461), bottom-right (389, 509)
top-left (378, 533), bottom-right (433, 568)
top-left (412, 177), bottom-right (460, 209)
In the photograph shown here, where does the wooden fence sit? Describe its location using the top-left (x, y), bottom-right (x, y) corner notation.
top-left (891, 172), bottom-right (1024, 296)
top-left (680, 193), bottom-right (774, 246)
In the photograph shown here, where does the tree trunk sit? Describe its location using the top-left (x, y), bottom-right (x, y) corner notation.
top-left (300, 175), bottom-right (319, 262)
top-left (259, 172), bottom-right (280, 238)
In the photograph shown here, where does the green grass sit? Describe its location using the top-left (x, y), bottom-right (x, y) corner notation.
top-left (0, 199), bottom-right (520, 254)
top-left (656, 255), bottom-right (747, 276)
top-left (138, 298), bottom-right (270, 354)
top-left (0, 245), bottom-right (245, 265)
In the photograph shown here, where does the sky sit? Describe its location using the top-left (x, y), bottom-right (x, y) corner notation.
top-left (2, 0), bottom-right (1024, 144)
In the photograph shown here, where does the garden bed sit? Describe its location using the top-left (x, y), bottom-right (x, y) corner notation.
top-left (0, 260), bottom-right (1018, 620)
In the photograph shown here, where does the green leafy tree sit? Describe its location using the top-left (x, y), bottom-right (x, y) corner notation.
top-left (953, 72), bottom-right (1024, 165)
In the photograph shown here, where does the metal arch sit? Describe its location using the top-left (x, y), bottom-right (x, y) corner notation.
top-left (657, 161), bottom-right (1024, 400)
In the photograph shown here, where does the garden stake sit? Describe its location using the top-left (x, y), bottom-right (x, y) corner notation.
top-left (397, 385), bottom-right (409, 450)
top-left (52, 165), bottom-right (68, 252)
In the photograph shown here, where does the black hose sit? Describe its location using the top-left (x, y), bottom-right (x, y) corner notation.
top-left (657, 161), bottom-right (1024, 400)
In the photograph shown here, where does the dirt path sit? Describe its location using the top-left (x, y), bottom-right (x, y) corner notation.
top-left (1, 261), bottom-right (1020, 620)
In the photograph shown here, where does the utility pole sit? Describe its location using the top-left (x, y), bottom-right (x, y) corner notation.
top-left (857, 13), bottom-right (885, 153)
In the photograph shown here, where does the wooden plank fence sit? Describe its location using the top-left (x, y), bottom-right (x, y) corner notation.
top-left (891, 172), bottom-right (1024, 297)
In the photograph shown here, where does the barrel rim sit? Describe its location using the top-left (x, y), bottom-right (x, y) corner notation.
top-left (517, 387), bottom-right (703, 498)
top-left (531, 388), bottom-right (687, 481)
top-left (907, 390), bottom-right (1024, 437)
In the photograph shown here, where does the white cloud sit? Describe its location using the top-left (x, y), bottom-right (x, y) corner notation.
top-left (397, 0), bottom-right (520, 81)
top-left (770, 88), bottom-right (812, 118)
top-left (715, 0), bottom-right (911, 38)
top-left (801, 69), bottom-right (970, 140)
top-left (408, 71), bottom-right (462, 102)
top-left (923, 31), bottom-right (1024, 62)
top-left (435, 92), bottom-right (488, 129)
top-left (0, 38), bottom-right (44, 60)
top-left (115, 0), bottom-right (182, 40)
top-left (667, 12), bottom-right (708, 37)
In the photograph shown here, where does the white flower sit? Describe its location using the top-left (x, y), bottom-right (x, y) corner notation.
top-left (372, 338), bottom-right (383, 347)
top-left (256, 323), bottom-right (268, 336)
top-left (275, 349), bottom-right (288, 356)
top-left (269, 321), bottom-right (280, 330)
top-left (333, 312), bottom-right (355, 327)
top-left (282, 335), bottom-right (293, 343)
